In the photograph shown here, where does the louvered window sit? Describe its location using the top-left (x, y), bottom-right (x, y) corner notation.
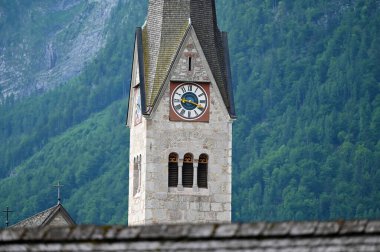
top-left (168, 153), bottom-right (178, 187)
top-left (182, 153), bottom-right (194, 188)
top-left (197, 154), bottom-right (208, 188)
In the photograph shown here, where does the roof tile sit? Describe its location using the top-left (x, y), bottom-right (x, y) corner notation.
top-left (91, 226), bottom-right (108, 240)
top-left (365, 221), bottom-right (380, 233)
top-left (68, 225), bottom-right (95, 240)
top-left (188, 224), bottom-right (215, 238)
top-left (2, 221), bottom-right (380, 251)
top-left (44, 226), bottom-right (72, 241)
top-left (163, 224), bottom-right (191, 239)
top-left (0, 228), bottom-right (24, 242)
top-left (236, 222), bottom-right (266, 237)
top-left (10, 205), bottom-right (57, 229)
top-left (214, 223), bottom-right (239, 237)
top-left (104, 226), bottom-right (123, 239)
top-left (315, 221), bottom-right (340, 235)
top-left (290, 221), bottom-right (318, 236)
top-left (340, 220), bottom-right (367, 234)
top-left (139, 225), bottom-right (167, 239)
top-left (22, 227), bottom-right (47, 240)
top-left (117, 226), bottom-right (141, 240)
top-left (262, 222), bottom-right (292, 236)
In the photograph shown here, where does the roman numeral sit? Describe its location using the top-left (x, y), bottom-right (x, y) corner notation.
top-left (175, 105), bottom-right (182, 110)
top-left (198, 93), bottom-right (205, 98)
top-left (180, 109), bottom-right (185, 115)
top-left (181, 87), bottom-right (186, 93)
top-left (174, 99), bottom-right (180, 103)
top-left (187, 85), bottom-right (192, 91)
top-left (200, 100), bottom-right (206, 104)
top-left (188, 111), bottom-right (191, 118)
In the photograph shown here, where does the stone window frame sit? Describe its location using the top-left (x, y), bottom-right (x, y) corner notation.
top-left (197, 153), bottom-right (208, 188)
top-left (168, 153), bottom-right (179, 187)
top-left (168, 152), bottom-right (209, 193)
top-left (182, 153), bottom-right (194, 188)
top-left (133, 155), bottom-right (142, 196)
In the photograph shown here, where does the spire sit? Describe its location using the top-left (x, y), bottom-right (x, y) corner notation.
top-left (53, 181), bottom-right (64, 205)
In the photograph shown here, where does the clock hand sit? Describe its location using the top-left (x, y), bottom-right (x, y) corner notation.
top-left (181, 98), bottom-right (204, 109)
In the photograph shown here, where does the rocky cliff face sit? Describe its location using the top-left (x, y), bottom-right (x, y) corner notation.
top-left (0, 0), bottom-right (118, 103)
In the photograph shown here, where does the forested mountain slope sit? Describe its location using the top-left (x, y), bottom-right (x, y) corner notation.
top-left (0, 0), bottom-right (379, 226)
top-left (218, 0), bottom-right (380, 221)
top-left (0, 0), bottom-right (146, 225)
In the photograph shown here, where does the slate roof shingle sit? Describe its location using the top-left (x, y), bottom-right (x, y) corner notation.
top-left (9, 204), bottom-right (75, 229)
top-left (1, 220), bottom-right (380, 251)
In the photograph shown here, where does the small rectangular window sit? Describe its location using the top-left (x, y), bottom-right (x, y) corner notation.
top-left (188, 57), bottom-right (192, 71)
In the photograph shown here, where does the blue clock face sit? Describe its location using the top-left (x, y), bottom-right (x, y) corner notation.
top-left (171, 83), bottom-right (208, 120)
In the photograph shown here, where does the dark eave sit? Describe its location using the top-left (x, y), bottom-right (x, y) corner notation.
top-left (136, 27), bottom-right (147, 115)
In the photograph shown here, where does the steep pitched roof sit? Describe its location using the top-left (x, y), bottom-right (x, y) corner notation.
top-left (10, 204), bottom-right (75, 229)
top-left (139, 0), bottom-right (235, 117)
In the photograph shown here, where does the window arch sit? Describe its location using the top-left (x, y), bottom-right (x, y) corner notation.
top-left (133, 157), bottom-right (138, 195)
top-left (198, 154), bottom-right (208, 188)
top-left (182, 153), bottom-right (194, 188)
top-left (138, 154), bottom-right (141, 193)
top-left (133, 155), bottom-right (142, 196)
top-left (168, 153), bottom-right (178, 187)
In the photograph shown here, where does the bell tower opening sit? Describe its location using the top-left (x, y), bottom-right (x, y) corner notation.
top-left (168, 153), bottom-right (179, 187)
top-left (197, 154), bottom-right (208, 188)
top-left (182, 153), bottom-right (194, 188)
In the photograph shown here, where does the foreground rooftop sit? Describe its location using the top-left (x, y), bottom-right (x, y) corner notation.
top-left (1, 220), bottom-right (380, 251)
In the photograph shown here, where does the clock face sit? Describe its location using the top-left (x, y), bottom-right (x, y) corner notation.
top-left (171, 83), bottom-right (208, 121)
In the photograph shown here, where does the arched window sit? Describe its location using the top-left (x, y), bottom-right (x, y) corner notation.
top-left (133, 155), bottom-right (142, 195)
top-left (138, 154), bottom-right (141, 193)
top-left (168, 153), bottom-right (178, 187)
top-left (182, 153), bottom-right (194, 188)
top-left (198, 154), bottom-right (208, 188)
top-left (133, 157), bottom-right (138, 195)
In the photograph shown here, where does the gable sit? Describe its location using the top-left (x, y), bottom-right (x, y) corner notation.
top-left (149, 26), bottom-right (231, 120)
top-left (44, 211), bottom-right (73, 227)
top-left (171, 32), bottom-right (210, 83)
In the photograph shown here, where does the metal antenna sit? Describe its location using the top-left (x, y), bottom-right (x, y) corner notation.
top-left (3, 206), bottom-right (13, 227)
top-left (53, 181), bottom-right (64, 205)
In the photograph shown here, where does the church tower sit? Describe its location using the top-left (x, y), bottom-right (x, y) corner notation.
top-left (126, 0), bottom-right (236, 225)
